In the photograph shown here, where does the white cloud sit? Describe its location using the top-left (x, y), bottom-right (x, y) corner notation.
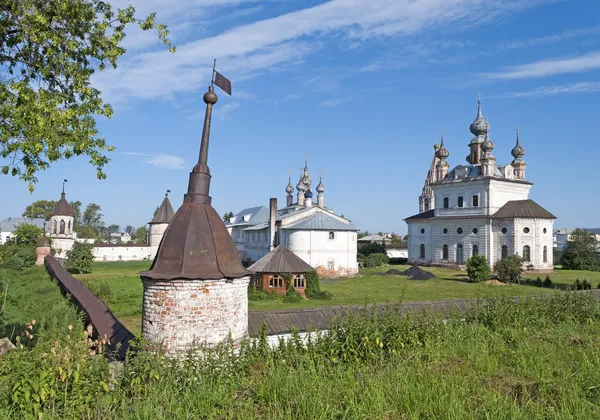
top-left (483, 52), bottom-right (600, 79)
top-left (97, 0), bottom-right (550, 103)
top-left (121, 152), bottom-right (185, 169)
top-left (500, 26), bottom-right (600, 51)
top-left (501, 82), bottom-right (600, 98)
top-left (319, 97), bottom-right (351, 107)
top-left (216, 101), bottom-right (241, 118)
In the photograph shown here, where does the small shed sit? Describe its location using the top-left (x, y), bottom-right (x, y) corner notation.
top-left (248, 245), bottom-right (314, 296)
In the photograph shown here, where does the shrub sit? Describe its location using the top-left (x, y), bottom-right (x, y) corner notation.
top-left (248, 286), bottom-right (280, 301)
top-left (543, 275), bottom-right (553, 288)
top-left (283, 286), bottom-right (302, 303)
top-left (582, 279), bottom-right (592, 291)
top-left (358, 243), bottom-right (385, 257)
top-left (465, 255), bottom-right (491, 283)
top-left (494, 255), bottom-right (523, 284)
top-left (560, 228), bottom-right (599, 271)
top-left (535, 276), bottom-right (543, 288)
top-left (574, 279), bottom-right (582, 290)
top-left (305, 271), bottom-right (333, 300)
top-left (1, 246), bottom-right (36, 270)
top-left (360, 253), bottom-right (389, 268)
top-left (65, 242), bottom-right (94, 274)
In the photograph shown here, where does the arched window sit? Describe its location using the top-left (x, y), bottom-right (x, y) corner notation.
top-left (269, 274), bottom-right (284, 288)
top-left (52, 219), bottom-right (57, 234)
top-left (103, 255), bottom-right (107, 261)
top-left (473, 245), bottom-right (479, 256)
top-left (522, 245), bottom-right (531, 262)
top-left (543, 246), bottom-right (548, 263)
top-left (501, 245), bottom-right (508, 260)
top-left (457, 244), bottom-right (464, 264)
top-left (67, 220), bottom-right (71, 233)
top-left (59, 219), bottom-right (65, 234)
top-left (419, 244), bottom-right (425, 259)
top-left (327, 259), bottom-right (335, 270)
top-left (328, 231), bottom-right (335, 240)
top-left (442, 244), bottom-right (449, 259)
top-left (293, 274), bottom-right (305, 288)
top-left (118, 255), bottom-right (123, 261)
top-left (424, 198), bottom-right (430, 211)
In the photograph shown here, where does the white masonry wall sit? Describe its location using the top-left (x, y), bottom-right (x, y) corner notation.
top-left (149, 222), bottom-right (168, 260)
top-left (141, 276), bottom-right (250, 357)
top-left (93, 245), bottom-right (151, 261)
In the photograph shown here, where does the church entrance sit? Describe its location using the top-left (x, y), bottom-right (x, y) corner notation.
top-left (456, 244), bottom-right (464, 265)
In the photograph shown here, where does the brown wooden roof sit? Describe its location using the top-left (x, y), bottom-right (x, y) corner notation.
top-left (248, 245), bottom-right (314, 273)
top-left (492, 199), bottom-right (556, 219)
top-left (151, 196), bottom-right (175, 224)
top-left (52, 192), bottom-right (74, 217)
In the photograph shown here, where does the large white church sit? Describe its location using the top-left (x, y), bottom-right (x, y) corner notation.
top-left (405, 98), bottom-right (556, 270)
top-left (225, 161), bottom-right (359, 277)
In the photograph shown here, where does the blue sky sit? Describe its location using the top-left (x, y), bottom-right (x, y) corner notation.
top-left (3, 0), bottom-right (600, 234)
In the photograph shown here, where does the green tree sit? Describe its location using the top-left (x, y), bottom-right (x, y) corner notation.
top-left (222, 212), bottom-right (234, 222)
top-left (124, 225), bottom-right (135, 235)
top-left (1, 0), bottom-right (174, 190)
top-left (22, 200), bottom-right (56, 219)
top-left (135, 226), bottom-right (149, 244)
top-left (70, 200), bottom-right (82, 227)
top-left (65, 242), bottom-right (94, 274)
top-left (466, 254), bottom-right (491, 283)
top-left (495, 255), bottom-right (523, 284)
top-left (8, 223), bottom-right (43, 246)
top-left (82, 203), bottom-right (103, 231)
top-left (357, 231), bottom-right (370, 239)
top-left (76, 225), bottom-right (99, 239)
top-left (560, 228), bottom-right (599, 271)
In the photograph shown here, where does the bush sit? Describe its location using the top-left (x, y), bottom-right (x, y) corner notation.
top-left (465, 255), bottom-right (491, 283)
top-left (360, 253), bottom-right (389, 268)
top-left (283, 286), bottom-right (302, 303)
top-left (248, 286), bottom-right (281, 301)
top-left (65, 242), bottom-right (94, 274)
top-left (1, 246), bottom-right (36, 270)
top-left (358, 243), bottom-right (385, 256)
top-left (535, 276), bottom-right (543, 288)
top-left (305, 271), bottom-right (333, 300)
top-left (573, 279), bottom-right (591, 291)
top-left (389, 257), bottom-right (408, 265)
top-left (560, 228), bottom-right (599, 271)
top-left (543, 275), bottom-right (553, 288)
top-left (494, 255), bottom-right (523, 284)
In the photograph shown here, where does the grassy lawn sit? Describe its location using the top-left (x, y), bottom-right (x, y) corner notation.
top-left (73, 261), bottom-right (600, 336)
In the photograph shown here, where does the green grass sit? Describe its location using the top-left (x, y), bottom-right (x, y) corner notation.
top-left (72, 261), bottom-right (600, 336)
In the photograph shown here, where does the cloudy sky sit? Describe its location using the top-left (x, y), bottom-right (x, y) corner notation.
top-left (3, 0), bottom-right (599, 233)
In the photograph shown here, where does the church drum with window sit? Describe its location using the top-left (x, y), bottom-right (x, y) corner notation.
top-left (247, 244), bottom-right (315, 297)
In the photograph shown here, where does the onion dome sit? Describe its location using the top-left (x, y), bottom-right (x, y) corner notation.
top-left (469, 95), bottom-right (489, 136)
top-left (285, 176), bottom-right (294, 194)
top-left (435, 131), bottom-right (450, 160)
top-left (316, 177), bottom-right (325, 193)
top-left (511, 126), bottom-right (525, 159)
top-left (481, 132), bottom-right (495, 153)
top-left (305, 189), bottom-right (313, 199)
top-left (296, 177), bottom-right (307, 192)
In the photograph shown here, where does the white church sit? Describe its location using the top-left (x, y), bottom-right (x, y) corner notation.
top-left (48, 189), bottom-right (174, 262)
top-left (225, 161), bottom-right (359, 277)
top-left (405, 98), bottom-right (556, 270)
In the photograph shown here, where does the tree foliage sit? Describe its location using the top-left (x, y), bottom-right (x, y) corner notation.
top-left (466, 254), bottom-right (491, 283)
top-left (134, 226), bottom-right (149, 244)
top-left (495, 255), bottom-right (523, 284)
top-left (560, 228), bottom-right (599, 271)
top-left (1, 0), bottom-right (174, 190)
top-left (65, 242), bottom-right (94, 274)
top-left (7, 223), bottom-right (43, 247)
top-left (222, 212), bottom-right (234, 222)
top-left (22, 199), bottom-right (81, 223)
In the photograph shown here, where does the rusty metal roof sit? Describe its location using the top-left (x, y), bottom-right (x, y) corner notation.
top-left (492, 199), bottom-right (556, 219)
top-left (151, 195), bottom-right (175, 224)
top-left (248, 245), bottom-right (314, 274)
top-left (141, 86), bottom-right (248, 281)
top-left (52, 192), bottom-right (74, 217)
top-left (44, 256), bottom-right (134, 360)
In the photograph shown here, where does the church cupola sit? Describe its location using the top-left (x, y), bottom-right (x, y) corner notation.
top-left (304, 189), bottom-right (313, 207)
top-left (316, 177), bottom-right (325, 207)
top-left (435, 131), bottom-right (450, 180)
top-left (285, 175), bottom-right (294, 206)
top-left (467, 94), bottom-right (489, 164)
top-left (511, 126), bottom-right (526, 180)
top-left (480, 131), bottom-right (496, 177)
top-left (296, 174), bottom-right (307, 206)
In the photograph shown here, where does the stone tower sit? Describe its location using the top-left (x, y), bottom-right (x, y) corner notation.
top-left (149, 191), bottom-right (175, 260)
top-left (50, 183), bottom-right (75, 259)
top-left (35, 230), bottom-right (51, 266)
top-left (419, 144), bottom-right (439, 213)
top-left (140, 83), bottom-right (250, 357)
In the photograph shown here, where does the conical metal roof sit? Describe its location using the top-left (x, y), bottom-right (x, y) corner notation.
top-left (52, 193), bottom-right (74, 217)
top-left (151, 195), bottom-right (175, 224)
top-left (140, 86), bottom-right (248, 281)
top-left (248, 245), bottom-right (313, 273)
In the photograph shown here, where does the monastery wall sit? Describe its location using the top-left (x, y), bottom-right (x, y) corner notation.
top-left (141, 276), bottom-right (250, 357)
top-left (93, 244), bottom-right (151, 261)
top-left (286, 230), bottom-right (358, 276)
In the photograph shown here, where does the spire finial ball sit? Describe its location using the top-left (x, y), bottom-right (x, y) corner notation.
top-left (204, 86), bottom-right (218, 105)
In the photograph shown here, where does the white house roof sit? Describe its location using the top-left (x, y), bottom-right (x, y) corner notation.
top-left (358, 234), bottom-right (386, 242)
top-left (226, 206), bottom-right (269, 227)
top-left (0, 217), bottom-right (48, 232)
top-left (243, 223), bottom-right (269, 231)
top-left (284, 212), bottom-right (358, 231)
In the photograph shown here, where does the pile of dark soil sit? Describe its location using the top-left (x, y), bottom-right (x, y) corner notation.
top-left (383, 269), bottom-right (403, 275)
top-left (401, 265), bottom-right (435, 280)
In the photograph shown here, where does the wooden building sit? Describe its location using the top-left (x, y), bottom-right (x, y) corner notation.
top-left (248, 244), bottom-right (314, 296)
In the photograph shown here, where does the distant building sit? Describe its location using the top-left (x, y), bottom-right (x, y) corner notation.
top-left (226, 161), bottom-right (359, 277)
top-left (109, 232), bottom-right (132, 243)
top-left (554, 228), bottom-right (600, 251)
top-left (405, 97), bottom-right (556, 270)
top-left (248, 244), bottom-right (314, 297)
top-left (357, 234), bottom-right (387, 245)
top-left (0, 217), bottom-right (48, 244)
